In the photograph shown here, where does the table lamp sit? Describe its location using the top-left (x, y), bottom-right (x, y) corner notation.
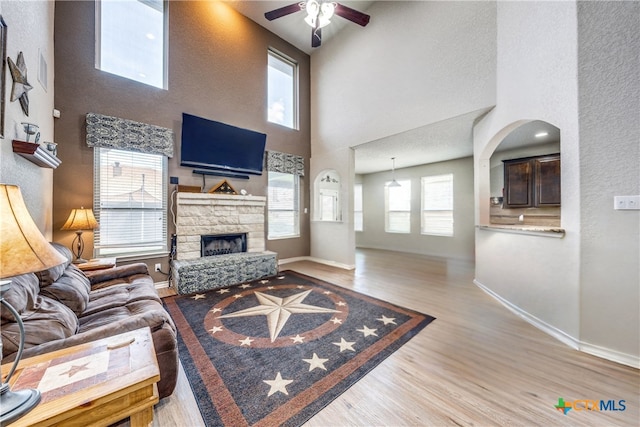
top-left (61, 207), bottom-right (98, 264)
top-left (0, 184), bottom-right (67, 424)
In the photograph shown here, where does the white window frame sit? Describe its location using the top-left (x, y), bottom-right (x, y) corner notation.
top-left (267, 49), bottom-right (298, 130)
top-left (354, 183), bottom-right (363, 232)
top-left (421, 174), bottom-right (454, 236)
top-left (95, 0), bottom-right (168, 89)
top-left (268, 171), bottom-right (300, 239)
top-left (93, 147), bottom-right (168, 258)
top-left (385, 180), bottom-right (411, 233)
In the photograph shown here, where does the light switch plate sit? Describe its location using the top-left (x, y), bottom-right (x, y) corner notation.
top-left (614, 195), bottom-right (640, 210)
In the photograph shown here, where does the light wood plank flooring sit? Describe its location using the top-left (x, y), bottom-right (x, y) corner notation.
top-left (152, 249), bottom-right (639, 426)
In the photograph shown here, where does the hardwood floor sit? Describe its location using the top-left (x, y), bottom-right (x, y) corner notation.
top-left (152, 249), bottom-right (639, 426)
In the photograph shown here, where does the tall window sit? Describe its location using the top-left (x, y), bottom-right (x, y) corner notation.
top-left (354, 183), bottom-right (363, 231)
top-left (96, 0), bottom-right (167, 89)
top-left (268, 171), bottom-right (300, 239)
top-left (94, 148), bottom-right (167, 257)
top-left (385, 180), bottom-right (411, 233)
top-left (422, 174), bottom-right (454, 236)
top-left (267, 50), bottom-right (297, 129)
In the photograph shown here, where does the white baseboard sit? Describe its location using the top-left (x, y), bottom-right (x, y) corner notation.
top-left (474, 279), bottom-right (639, 369)
top-left (580, 341), bottom-right (640, 369)
top-left (154, 280), bottom-right (169, 289)
top-left (278, 256), bottom-right (355, 271)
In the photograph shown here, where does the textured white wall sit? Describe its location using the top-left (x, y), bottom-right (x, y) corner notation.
top-left (357, 157), bottom-right (475, 261)
top-left (310, 1), bottom-right (496, 265)
top-left (475, 1), bottom-right (639, 366)
top-left (0, 0), bottom-right (55, 237)
top-left (474, 1), bottom-right (582, 342)
top-left (576, 1), bottom-right (639, 361)
top-left (310, 147), bottom-right (355, 268)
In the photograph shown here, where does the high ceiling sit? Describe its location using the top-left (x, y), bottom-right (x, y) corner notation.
top-left (227, 2), bottom-right (560, 175)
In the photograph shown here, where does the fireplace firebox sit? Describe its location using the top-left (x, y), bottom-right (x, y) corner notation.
top-left (201, 233), bottom-right (247, 257)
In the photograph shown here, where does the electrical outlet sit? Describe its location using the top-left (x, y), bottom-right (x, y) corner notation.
top-left (155, 263), bottom-right (162, 272)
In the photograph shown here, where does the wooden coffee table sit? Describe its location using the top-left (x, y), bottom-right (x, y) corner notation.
top-left (1, 327), bottom-right (160, 427)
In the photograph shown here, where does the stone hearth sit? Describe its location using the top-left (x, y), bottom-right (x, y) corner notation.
top-left (175, 193), bottom-right (266, 260)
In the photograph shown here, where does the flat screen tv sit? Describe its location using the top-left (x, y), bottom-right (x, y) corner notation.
top-left (180, 113), bottom-right (267, 176)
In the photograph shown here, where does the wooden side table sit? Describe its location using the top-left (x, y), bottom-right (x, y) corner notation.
top-left (1, 327), bottom-right (160, 427)
top-left (76, 257), bottom-right (117, 272)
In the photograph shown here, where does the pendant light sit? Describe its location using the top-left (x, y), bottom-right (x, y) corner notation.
top-left (388, 157), bottom-right (401, 187)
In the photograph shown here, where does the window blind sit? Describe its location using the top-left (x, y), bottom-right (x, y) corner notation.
top-left (385, 180), bottom-right (411, 233)
top-left (93, 147), bottom-right (167, 257)
top-left (354, 183), bottom-right (363, 231)
top-left (268, 171), bottom-right (300, 239)
top-left (422, 174), bottom-right (454, 236)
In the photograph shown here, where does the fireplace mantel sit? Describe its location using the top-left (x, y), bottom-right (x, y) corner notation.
top-left (175, 193), bottom-right (266, 260)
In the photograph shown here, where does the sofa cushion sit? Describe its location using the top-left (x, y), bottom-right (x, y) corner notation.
top-left (34, 242), bottom-right (73, 286)
top-left (1, 295), bottom-right (78, 358)
top-left (78, 299), bottom-right (170, 333)
top-left (39, 264), bottom-right (91, 315)
top-left (82, 279), bottom-right (161, 318)
top-left (0, 273), bottom-right (40, 322)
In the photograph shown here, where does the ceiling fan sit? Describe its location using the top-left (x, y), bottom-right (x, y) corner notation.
top-left (264, 1), bottom-right (371, 48)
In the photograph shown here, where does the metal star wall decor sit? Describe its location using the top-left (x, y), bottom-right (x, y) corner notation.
top-left (8, 51), bottom-right (32, 115)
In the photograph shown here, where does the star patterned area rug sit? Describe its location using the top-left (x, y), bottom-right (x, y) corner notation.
top-left (163, 270), bottom-right (435, 427)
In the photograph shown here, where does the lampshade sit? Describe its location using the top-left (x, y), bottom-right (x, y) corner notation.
top-left (0, 184), bottom-right (67, 279)
top-left (61, 208), bottom-right (98, 231)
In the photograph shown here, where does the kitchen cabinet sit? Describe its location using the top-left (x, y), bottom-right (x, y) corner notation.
top-left (503, 154), bottom-right (560, 208)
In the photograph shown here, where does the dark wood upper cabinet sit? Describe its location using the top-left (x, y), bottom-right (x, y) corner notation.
top-left (503, 154), bottom-right (560, 208)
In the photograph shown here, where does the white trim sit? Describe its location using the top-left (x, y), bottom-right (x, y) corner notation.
top-left (154, 280), bottom-right (169, 289)
top-left (580, 341), bottom-right (640, 369)
top-left (278, 256), bottom-right (355, 271)
top-left (474, 279), bottom-right (639, 369)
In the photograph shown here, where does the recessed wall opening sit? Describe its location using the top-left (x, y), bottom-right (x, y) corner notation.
top-left (488, 120), bottom-right (561, 228)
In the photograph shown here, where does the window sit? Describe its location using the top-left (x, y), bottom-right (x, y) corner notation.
top-left (268, 171), bottom-right (300, 239)
top-left (354, 184), bottom-right (363, 231)
top-left (96, 0), bottom-right (167, 89)
top-left (94, 148), bottom-right (167, 257)
top-left (422, 174), bottom-right (454, 236)
top-left (385, 180), bottom-right (411, 233)
top-left (268, 50), bottom-right (297, 129)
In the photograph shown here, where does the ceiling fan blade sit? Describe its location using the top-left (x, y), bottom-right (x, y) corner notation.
top-left (264, 2), bottom-right (304, 21)
top-left (312, 27), bottom-right (322, 48)
top-left (334, 3), bottom-right (370, 27)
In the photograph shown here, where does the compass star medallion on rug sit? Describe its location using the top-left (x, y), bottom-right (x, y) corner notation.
top-left (163, 270), bottom-right (435, 427)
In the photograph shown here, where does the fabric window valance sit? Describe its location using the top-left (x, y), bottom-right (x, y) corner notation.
top-left (266, 150), bottom-right (305, 176)
top-left (86, 113), bottom-right (174, 157)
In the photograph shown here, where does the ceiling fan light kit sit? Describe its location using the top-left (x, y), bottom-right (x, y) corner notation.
top-left (264, 1), bottom-right (370, 48)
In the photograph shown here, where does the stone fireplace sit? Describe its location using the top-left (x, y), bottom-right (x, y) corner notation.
top-left (175, 193), bottom-right (266, 260)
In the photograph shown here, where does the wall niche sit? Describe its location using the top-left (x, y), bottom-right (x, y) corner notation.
top-left (314, 169), bottom-right (342, 222)
top-left (489, 121), bottom-right (561, 227)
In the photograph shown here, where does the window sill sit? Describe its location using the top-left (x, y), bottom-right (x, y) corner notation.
top-left (477, 225), bottom-right (565, 238)
top-left (268, 235), bottom-right (300, 241)
top-left (100, 251), bottom-right (170, 262)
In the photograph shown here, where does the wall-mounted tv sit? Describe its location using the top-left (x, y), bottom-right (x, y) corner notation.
top-left (180, 113), bottom-right (267, 176)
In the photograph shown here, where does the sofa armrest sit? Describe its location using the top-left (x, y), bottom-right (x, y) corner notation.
top-left (86, 263), bottom-right (150, 286)
top-left (7, 309), bottom-right (171, 363)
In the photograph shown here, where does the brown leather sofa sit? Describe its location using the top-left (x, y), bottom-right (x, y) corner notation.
top-left (1, 243), bottom-right (178, 399)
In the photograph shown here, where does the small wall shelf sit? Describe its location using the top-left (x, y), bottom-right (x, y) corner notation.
top-left (12, 140), bottom-right (61, 169)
